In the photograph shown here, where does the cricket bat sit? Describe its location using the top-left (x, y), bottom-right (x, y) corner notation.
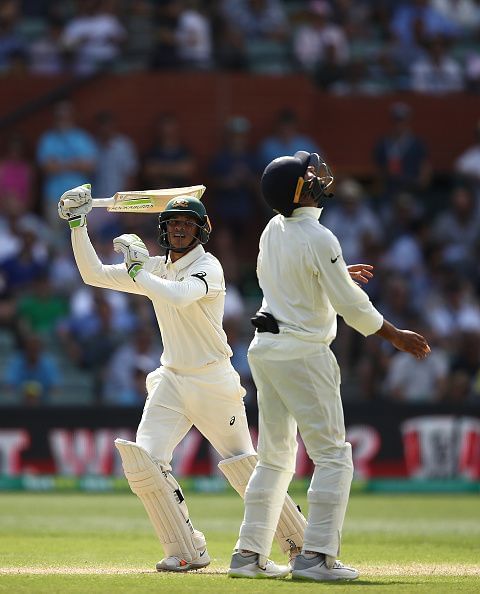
top-left (61, 185), bottom-right (206, 213)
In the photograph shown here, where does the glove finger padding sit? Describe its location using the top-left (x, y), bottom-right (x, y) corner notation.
top-left (113, 234), bottom-right (149, 280)
top-left (58, 184), bottom-right (93, 227)
top-left (60, 184), bottom-right (92, 208)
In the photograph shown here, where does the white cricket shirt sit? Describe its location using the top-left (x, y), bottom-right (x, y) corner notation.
top-left (256, 207), bottom-right (383, 343)
top-left (71, 227), bottom-right (232, 370)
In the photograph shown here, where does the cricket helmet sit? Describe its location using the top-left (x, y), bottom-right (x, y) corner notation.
top-left (158, 196), bottom-right (211, 252)
top-left (261, 151), bottom-right (334, 216)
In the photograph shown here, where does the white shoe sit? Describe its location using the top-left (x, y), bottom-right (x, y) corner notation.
top-left (292, 554), bottom-right (359, 581)
top-left (228, 552), bottom-right (290, 579)
top-left (156, 549), bottom-right (210, 572)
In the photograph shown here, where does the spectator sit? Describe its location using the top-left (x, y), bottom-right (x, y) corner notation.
top-left (36, 100), bottom-right (97, 238)
top-left (410, 34), bottom-right (464, 93)
top-left (61, 0), bottom-right (127, 75)
top-left (390, 0), bottom-right (460, 49)
top-left (3, 333), bottom-right (61, 405)
top-left (321, 178), bottom-right (382, 263)
top-left (383, 322), bottom-right (448, 402)
top-left (293, 1), bottom-right (349, 74)
top-left (257, 108), bottom-right (321, 171)
top-left (0, 192), bottom-right (49, 258)
top-left (175, 0), bottom-right (213, 70)
top-left (123, 0), bottom-right (155, 71)
top-left (142, 112), bottom-right (196, 190)
top-left (149, 0), bottom-right (182, 70)
top-left (28, 15), bottom-right (66, 75)
top-left (373, 102), bottom-right (431, 200)
top-left (0, 133), bottom-right (34, 213)
top-left (431, 0), bottom-right (480, 33)
top-left (0, 223), bottom-right (48, 295)
top-left (90, 110), bottom-right (139, 235)
top-left (431, 184), bottom-right (480, 273)
top-left (102, 327), bottom-right (162, 404)
top-left (426, 278), bottom-right (480, 344)
top-left (208, 115), bottom-right (260, 239)
top-left (0, 0), bottom-right (27, 74)
top-left (454, 119), bottom-right (480, 198)
top-left (16, 272), bottom-right (69, 338)
top-left (222, 0), bottom-right (289, 42)
top-left (112, 356), bottom-right (151, 405)
top-left (448, 330), bottom-right (480, 402)
top-left (58, 291), bottom-right (128, 402)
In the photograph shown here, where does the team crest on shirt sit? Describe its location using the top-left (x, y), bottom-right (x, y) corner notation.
top-left (172, 198), bottom-right (189, 208)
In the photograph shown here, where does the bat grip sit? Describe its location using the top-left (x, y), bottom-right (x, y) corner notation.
top-left (61, 197), bottom-right (115, 209)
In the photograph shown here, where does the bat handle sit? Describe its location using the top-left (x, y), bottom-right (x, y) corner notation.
top-left (61, 197), bottom-right (115, 209)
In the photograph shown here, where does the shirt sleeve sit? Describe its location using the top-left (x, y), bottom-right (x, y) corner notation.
top-left (71, 227), bottom-right (148, 296)
top-left (134, 256), bottom-right (224, 308)
top-left (312, 229), bottom-right (383, 337)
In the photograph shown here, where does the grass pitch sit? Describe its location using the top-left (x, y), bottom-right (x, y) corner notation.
top-left (0, 490), bottom-right (479, 593)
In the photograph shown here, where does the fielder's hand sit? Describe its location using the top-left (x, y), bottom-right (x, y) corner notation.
top-left (113, 233), bottom-right (149, 280)
top-left (58, 184), bottom-right (93, 229)
top-left (348, 264), bottom-right (374, 286)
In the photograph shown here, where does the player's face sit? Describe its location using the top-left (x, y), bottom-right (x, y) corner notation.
top-left (166, 214), bottom-right (199, 252)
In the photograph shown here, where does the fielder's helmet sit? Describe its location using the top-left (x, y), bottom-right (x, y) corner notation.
top-left (261, 151), bottom-right (334, 216)
top-left (158, 196), bottom-right (211, 252)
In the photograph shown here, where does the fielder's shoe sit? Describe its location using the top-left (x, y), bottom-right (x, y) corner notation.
top-left (292, 553), bottom-right (359, 582)
top-left (228, 551), bottom-right (290, 579)
top-left (156, 548), bottom-right (210, 572)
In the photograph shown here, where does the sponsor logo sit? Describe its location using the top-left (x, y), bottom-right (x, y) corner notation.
top-left (331, 254), bottom-right (340, 263)
top-left (229, 416), bottom-right (235, 426)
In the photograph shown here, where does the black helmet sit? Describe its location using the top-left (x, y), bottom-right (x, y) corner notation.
top-left (261, 151), bottom-right (334, 216)
top-left (158, 196), bottom-right (211, 253)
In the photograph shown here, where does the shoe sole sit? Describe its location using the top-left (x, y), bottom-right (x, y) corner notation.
top-left (292, 572), bottom-right (359, 582)
top-left (156, 561), bottom-right (210, 572)
top-left (228, 571), bottom-right (288, 579)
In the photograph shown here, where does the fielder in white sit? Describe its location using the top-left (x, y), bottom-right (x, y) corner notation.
top-left (228, 152), bottom-right (431, 581)
top-left (58, 185), bottom-right (308, 572)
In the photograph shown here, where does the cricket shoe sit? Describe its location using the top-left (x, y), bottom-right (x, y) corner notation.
top-left (228, 551), bottom-right (290, 579)
top-left (292, 553), bottom-right (359, 581)
top-left (156, 549), bottom-right (210, 572)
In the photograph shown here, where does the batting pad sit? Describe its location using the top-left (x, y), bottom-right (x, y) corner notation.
top-left (115, 439), bottom-right (203, 561)
top-left (218, 453), bottom-right (306, 553)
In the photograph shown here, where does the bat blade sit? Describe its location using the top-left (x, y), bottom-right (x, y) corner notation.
top-left (61, 185), bottom-right (206, 213)
top-left (106, 185), bottom-right (206, 212)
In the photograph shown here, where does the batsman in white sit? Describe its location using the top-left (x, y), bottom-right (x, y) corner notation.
top-left (57, 184), bottom-right (308, 572)
top-left (228, 152), bottom-right (431, 581)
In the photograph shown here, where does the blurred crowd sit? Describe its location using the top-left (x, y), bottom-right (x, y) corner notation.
top-left (1, 0), bottom-right (480, 93)
top-left (1, 92), bottom-right (480, 409)
top-left (0, 1), bottom-right (480, 410)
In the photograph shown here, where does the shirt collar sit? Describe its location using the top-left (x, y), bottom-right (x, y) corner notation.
top-left (166, 244), bottom-right (205, 270)
top-left (291, 206), bottom-right (323, 219)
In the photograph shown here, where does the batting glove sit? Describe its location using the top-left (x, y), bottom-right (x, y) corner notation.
top-left (113, 233), bottom-right (150, 280)
top-left (58, 184), bottom-right (93, 229)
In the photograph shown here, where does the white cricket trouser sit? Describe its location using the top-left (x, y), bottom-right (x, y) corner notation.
top-left (238, 333), bottom-right (353, 558)
top-left (136, 359), bottom-right (255, 468)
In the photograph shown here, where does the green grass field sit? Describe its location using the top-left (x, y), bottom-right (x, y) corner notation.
top-left (0, 491), bottom-right (479, 593)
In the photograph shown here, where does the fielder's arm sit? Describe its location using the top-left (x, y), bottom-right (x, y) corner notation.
top-left (313, 233), bottom-right (383, 337)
